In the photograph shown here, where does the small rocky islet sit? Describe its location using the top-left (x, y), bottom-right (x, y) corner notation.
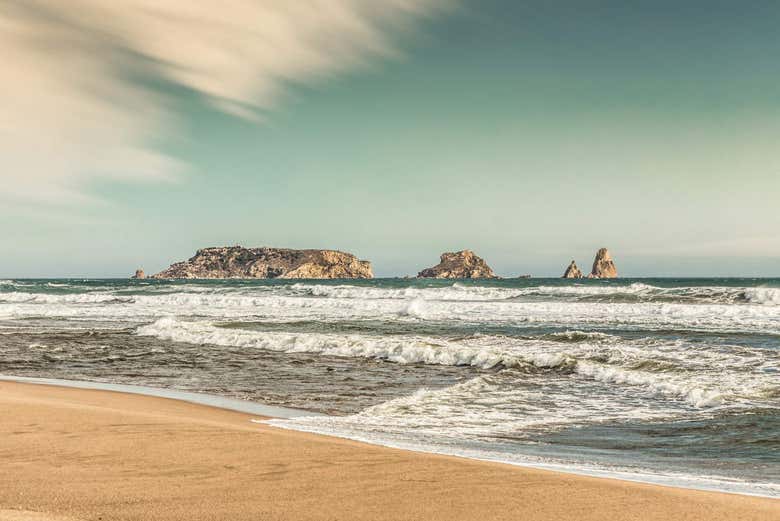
top-left (562, 260), bottom-right (584, 279)
top-left (561, 248), bottom-right (619, 279)
top-left (417, 250), bottom-right (498, 279)
top-left (136, 246), bottom-right (618, 279)
top-left (589, 247), bottom-right (619, 278)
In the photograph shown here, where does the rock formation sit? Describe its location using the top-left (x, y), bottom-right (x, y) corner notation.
top-left (562, 260), bottom-right (583, 279)
top-left (152, 246), bottom-right (373, 279)
top-left (417, 250), bottom-right (498, 279)
top-left (588, 248), bottom-right (618, 278)
top-left (131, 269), bottom-right (146, 279)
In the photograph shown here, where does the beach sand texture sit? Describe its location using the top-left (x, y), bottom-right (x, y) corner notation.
top-left (1, 382), bottom-right (777, 521)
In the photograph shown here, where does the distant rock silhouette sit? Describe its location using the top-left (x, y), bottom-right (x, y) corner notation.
top-left (562, 260), bottom-right (583, 279)
top-left (417, 250), bottom-right (498, 279)
top-left (588, 248), bottom-right (618, 278)
top-left (131, 269), bottom-right (146, 279)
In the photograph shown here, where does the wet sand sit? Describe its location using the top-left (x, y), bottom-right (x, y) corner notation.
top-left (0, 381), bottom-right (777, 521)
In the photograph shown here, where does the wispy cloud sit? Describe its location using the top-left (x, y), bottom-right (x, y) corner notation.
top-left (1, 0), bottom-right (448, 203)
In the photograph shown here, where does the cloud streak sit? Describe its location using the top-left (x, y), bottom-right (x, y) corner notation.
top-left (1, 0), bottom-right (448, 202)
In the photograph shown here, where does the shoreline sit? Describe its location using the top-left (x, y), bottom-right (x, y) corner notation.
top-left (2, 379), bottom-right (777, 521)
top-left (0, 375), bottom-right (780, 521)
top-left (4, 374), bottom-right (778, 500)
top-left (0, 375), bottom-right (316, 419)
top-left (268, 419), bottom-right (780, 500)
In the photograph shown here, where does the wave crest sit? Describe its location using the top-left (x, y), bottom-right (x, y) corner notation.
top-left (135, 318), bottom-right (750, 408)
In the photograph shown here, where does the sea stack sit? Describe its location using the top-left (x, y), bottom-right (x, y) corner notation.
top-left (151, 246), bottom-right (373, 279)
top-left (588, 248), bottom-right (618, 278)
top-left (417, 250), bottom-right (498, 279)
top-left (131, 269), bottom-right (146, 279)
top-left (562, 260), bottom-right (583, 279)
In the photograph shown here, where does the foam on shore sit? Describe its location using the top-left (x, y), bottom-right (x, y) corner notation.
top-left (268, 415), bottom-right (780, 499)
top-left (1, 375), bottom-right (776, 499)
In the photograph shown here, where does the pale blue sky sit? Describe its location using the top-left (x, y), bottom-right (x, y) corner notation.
top-left (3, 1), bottom-right (779, 277)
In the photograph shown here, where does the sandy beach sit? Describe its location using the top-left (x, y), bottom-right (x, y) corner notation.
top-left (0, 381), bottom-right (776, 521)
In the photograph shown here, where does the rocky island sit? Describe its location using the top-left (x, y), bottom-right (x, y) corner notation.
top-left (588, 248), bottom-right (618, 278)
top-left (151, 246), bottom-right (373, 279)
top-left (561, 249), bottom-right (618, 279)
top-left (562, 260), bottom-right (583, 279)
top-left (417, 250), bottom-right (498, 279)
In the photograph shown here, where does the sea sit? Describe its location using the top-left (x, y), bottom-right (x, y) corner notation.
top-left (1, 277), bottom-right (778, 497)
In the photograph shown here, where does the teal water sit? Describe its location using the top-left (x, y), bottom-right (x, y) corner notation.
top-left (1, 278), bottom-right (778, 496)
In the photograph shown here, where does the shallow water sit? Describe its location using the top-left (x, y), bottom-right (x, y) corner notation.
top-left (1, 277), bottom-right (778, 496)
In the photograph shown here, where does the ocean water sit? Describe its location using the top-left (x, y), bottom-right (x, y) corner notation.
top-left (1, 277), bottom-right (778, 496)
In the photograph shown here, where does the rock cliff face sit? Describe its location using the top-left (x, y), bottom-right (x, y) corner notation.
top-left (417, 250), bottom-right (498, 279)
top-left (152, 246), bottom-right (373, 279)
top-left (588, 248), bottom-right (618, 278)
top-left (131, 269), bottom-right (146, 279)
top-left (562, 261), bottom-right (583, 279)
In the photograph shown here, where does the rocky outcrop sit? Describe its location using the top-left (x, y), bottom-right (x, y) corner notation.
top-left (131, 269), bottom-right (146, 279)
top-left (588, 248), bottom-right (618, 278)
top-left (417, 250), bottom-right (498, 279)
top-left (562, 261), bottom-right (583, 279)
top-left (152, 246), bottom-right (373, 279)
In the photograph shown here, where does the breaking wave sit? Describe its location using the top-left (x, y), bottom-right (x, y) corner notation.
top-left (290, 282), bottom-right (780, 306)
top-left (743, 287), bottom-right (780, 305)
top-left (135, 318), bottom-right (775, 408)
top-left (3, 285), bottom-right (780, 336)
top-left (0, 292), bottom-right (133, 304)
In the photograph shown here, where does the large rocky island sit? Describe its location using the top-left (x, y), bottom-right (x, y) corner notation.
top-left (417, 250), bottom-right (498, 279)
top-left (151, 246), bottom-right (373, 279)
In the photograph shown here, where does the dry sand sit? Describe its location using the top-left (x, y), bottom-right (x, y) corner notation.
top-left (0, 381), bottom-right (777, 521)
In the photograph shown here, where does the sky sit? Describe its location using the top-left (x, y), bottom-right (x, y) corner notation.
top-left (3, 0), bottom-right (779, 277)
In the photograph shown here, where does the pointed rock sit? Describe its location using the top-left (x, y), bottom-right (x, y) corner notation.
top-left (562, 260), bottom-right (583, 279)
top-left (588, 248), bottom-right (618, 278)
top-left (417, 250), bottom-right (498, 279)
top-left (131, 269), bottom-right (146, 279)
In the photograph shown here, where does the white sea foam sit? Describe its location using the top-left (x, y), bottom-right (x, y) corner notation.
top-left (268, 374), bottom-right (688, 457)
top-left (387, 297), bottom-right (780, 334)
top-left (292, 282), bottom-right (528, 301)
top-left (267, 368), bottom-right (779, 497)
top-left (0, 291), bottom-right (133, 304)
top-left (269, 408), bottom-right (780, 498)
top-left (289, 281), bottom-right (780, 306)
top-left (137, 317), bottom-right (522, 368)
top-left (574, 362), bottom-right (724, 407)
top-left (290, 281), bottom-right (664, 301)
top-left (135, 318), bottom-right (777, 408)
top-left (744, 287), bottom-right (780, 305)
top-left (3, 285), bottom-right (780, 335)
